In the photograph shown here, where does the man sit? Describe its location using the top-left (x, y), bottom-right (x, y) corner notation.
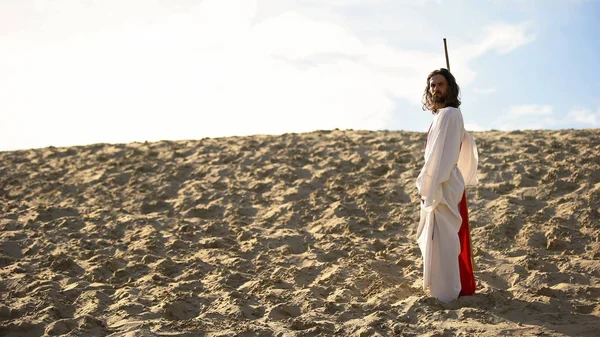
top-left (416, 68), bottom-right (479, 302)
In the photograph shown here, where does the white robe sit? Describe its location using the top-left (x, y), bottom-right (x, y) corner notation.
top-left (416, 107), bottom-right (479, 303)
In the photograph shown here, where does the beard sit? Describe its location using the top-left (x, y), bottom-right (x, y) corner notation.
top-left (432, 93), bottom-right (446, 103)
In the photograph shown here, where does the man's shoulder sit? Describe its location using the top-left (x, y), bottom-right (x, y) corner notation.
top-left (438, 107), bottom-right (462, 119)
top-left (440, 106), bottom-right (461, 114)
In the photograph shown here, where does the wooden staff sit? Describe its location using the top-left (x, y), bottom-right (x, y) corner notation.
top-left (443, 38), bottom-right (450, 72)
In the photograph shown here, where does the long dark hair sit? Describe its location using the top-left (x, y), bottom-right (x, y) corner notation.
top-left (421, 68), bottom-right (461, 113)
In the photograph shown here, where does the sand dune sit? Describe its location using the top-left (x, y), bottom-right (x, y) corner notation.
top-left (1, 128), bottom-right (599, 336)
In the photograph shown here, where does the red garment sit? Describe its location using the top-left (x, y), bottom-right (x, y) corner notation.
top-left (458, 190), bottom-right (476, 296)
top-left (425, 122), bottom-right (476, 296)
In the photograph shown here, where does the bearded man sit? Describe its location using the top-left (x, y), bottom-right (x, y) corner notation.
top-left (416, 68), bottom-right (479, 302)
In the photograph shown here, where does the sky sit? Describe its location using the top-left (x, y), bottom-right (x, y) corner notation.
top-left (1, 0), bottom-right (599, 151)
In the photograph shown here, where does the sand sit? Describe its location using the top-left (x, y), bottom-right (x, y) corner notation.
top-left (0, 128), bottom-right (599, 336)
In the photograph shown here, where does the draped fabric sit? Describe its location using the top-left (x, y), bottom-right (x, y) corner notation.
top-left (458, 190), bottom-right (476, 296)
top-left (416, 107), bottom-right (478, 302)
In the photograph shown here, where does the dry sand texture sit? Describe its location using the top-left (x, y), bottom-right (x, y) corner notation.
top-left (1, 129), bottom-right (599, 336)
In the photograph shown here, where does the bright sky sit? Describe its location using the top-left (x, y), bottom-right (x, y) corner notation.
top-left (1, 0), bottom-right (599, 151)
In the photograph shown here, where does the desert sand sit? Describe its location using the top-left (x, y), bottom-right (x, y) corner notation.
top-left (1, 128), bottom-right (599, 336)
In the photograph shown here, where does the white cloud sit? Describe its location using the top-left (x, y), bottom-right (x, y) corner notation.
top-left (454, 21), bottom-right (536, 60)
top-left (472, 87), bottom-right (497, 95)
top-left (464, 123), bottom-right (489, 131)
top-left (253, 11), bottom-right (364, 59)
top-left (507, 104), bottom-right (553, 116)
top-left (0, 0), bottom-right (538, 150)
top-left (493, 104), bottom-right (555, 130)
top-left (451, 21), bottom-right (536, 83)
top-left (481, 21), bottom-right (537, 55)
top-left (297, 0), bottom-right (443, 9)
top-left (493, 104), bottom-right (600, 130)
top-left (567, 107), bottom-right (600, 126)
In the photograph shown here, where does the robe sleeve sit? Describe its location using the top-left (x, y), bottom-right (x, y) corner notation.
top-left (416, 108), bottom-right (464, 212)
top-left (457, 131), bottom-right (479, 186)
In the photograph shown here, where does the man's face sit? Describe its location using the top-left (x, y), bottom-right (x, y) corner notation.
top-left (429, 74), bottom-right (448, 103)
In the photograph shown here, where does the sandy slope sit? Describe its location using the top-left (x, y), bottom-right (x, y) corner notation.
top-left (0, 128), bottom-right (599, 336)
